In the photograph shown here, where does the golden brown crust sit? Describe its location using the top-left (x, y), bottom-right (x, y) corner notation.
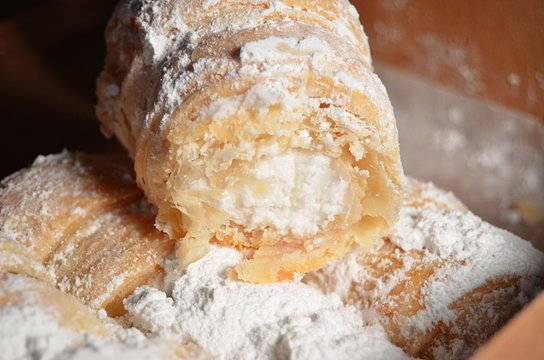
top-left (354, 242), bottom-right (536, 359)
top-left (0, 234), bottom-right (53, 285)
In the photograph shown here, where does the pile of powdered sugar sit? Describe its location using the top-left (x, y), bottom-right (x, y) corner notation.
top-left (123, 245), bottom-right (407, 360)
top-left (0, 247), bottom-right (407, 360)
top-left (0, 273), bottom-right (188, 360)
top-left (0, 297), bottom-right (77, 360)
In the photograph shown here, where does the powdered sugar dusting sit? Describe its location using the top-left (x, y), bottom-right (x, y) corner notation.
top-left (393, 207), bottom-right (544, 334)
top-left (123, 245), bottom-right (407, 360)
top-left (124, 286), bottom-right (176, 333)
top-left (138, 1), bottom-right (189, 64)
top-left (239, 36), bottom-right (335, 63)
top-left (0, 282), bottom-right (78, 360)
top-left (0, 274), bottom-right (207, 360)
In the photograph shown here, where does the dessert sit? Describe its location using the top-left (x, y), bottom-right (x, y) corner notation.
top-left (96, 0), bottom-right (403, 283)
top-left (2, 1), bottom-right (541, 359)
top-left (1, 152), bottom-right (542, 359)
top-left (0, 152), bottom-right (175, 316)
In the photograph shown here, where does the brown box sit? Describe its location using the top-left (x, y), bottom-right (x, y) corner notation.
top-left (352, 0), bottom-right (544, 120)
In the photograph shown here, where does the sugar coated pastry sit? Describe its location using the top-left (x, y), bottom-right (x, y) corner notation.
top-left (305, 179), bottom-right (544, 359)
top-left (96, 0), bottom-right (403, 282)
top-left (0, 153), bottom-right (542, 359)
top-left (0, 151), bottom-right (175, 316)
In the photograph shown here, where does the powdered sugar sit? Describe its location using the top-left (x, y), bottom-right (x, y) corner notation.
top-left (0, 300), bottom-right (77, 360)
top-left (390, 181), bottom-right (544, 265)
top-left (138, 1), bottom-right (189, 65)
top-left (201, 0), bottom-right (220, 10)
top-left (123, 245), bottom-right (407, 360)
top-left (0, 273), bottom-right (208, 360)
top-left (392, 206), bottom-right (544, 332)
top-left (124, 286), bottom-right (176, 333)
top-left (302, 249), bottom-right (362, 297)
top-left (0, 274), bottom-right (86, 360)
top-left (239, 36), bottom-right (335, 64)
top-left (200, 82), bottom-right (302, 121)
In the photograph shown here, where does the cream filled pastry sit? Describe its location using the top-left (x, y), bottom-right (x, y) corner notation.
top-left (0, 153), bottom-right (542, 359)
top-left (96, 0), bottom-right (403, 282)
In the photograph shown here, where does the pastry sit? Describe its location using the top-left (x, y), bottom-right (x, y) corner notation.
top-left (0, 151), bottom-right (175, 316)
top-left (96, 0), bottom-right (403, 283)
top-left (0, 152), bottom-right (542, 359)
top-left (0, 232), bottom-right (53, 285)
top-left (2, 1), bottom-right (541, 357)
top-left (305, 179), bottom-right (544, 359)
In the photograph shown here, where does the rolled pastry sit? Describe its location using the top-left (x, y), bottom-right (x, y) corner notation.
top-left (305, 179), bottom-right (544, 359)
top-left (0, 151), bottom-right (175, 316)
top-left (96, 0), bottom-right (403, 282)
top-left (2, 152), bottom-right (541, 358)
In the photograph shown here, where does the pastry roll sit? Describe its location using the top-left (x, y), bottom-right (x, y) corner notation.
top-left (96, 0), bottom-right (403, 282)
top-left (305, 179), bottom-right (544, 359)
top-left (0, 152), bottom-right (175, 316)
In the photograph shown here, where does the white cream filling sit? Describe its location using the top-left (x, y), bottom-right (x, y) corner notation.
top-left (217, 150), bottom-right (349, 236)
